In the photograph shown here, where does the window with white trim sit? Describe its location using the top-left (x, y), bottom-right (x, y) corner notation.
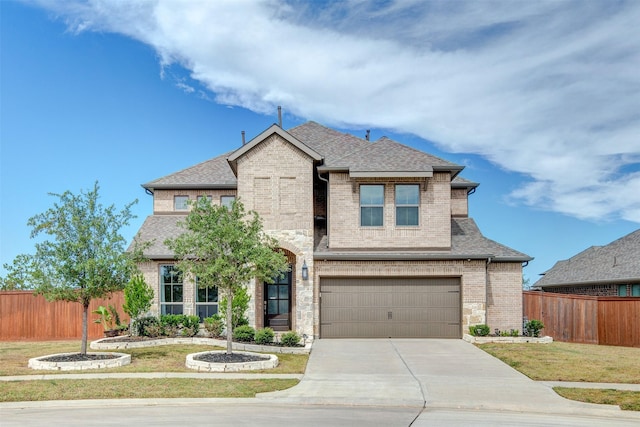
top-left (360, 185), bottom-right (384, 227)
top-left (395, 184), bottom-right (419, 226)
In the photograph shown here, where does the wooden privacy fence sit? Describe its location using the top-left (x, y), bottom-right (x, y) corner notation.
top-left (523, 291), bottom-right (640, 347)
top-left (0, 291), bottom-right (127, 340)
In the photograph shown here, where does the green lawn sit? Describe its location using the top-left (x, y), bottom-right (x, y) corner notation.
top-left (477, 341), bottom-right (640, 411)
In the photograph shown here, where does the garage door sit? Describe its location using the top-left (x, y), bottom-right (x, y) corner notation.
top-left (320, 277), bottom-right (461, 338)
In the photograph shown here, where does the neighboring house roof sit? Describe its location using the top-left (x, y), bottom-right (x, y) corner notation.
top-left (142, 152), bottom-right (237, 191)
top-left (533, 229), bottom-right (640, 288)
top-left (314, 218), bottom-right (532, 262)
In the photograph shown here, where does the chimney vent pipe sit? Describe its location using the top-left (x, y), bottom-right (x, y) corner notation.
top-left (241, 131), bottom-right (246, 145)
top-left (278, 106), bottom-right (282, 127)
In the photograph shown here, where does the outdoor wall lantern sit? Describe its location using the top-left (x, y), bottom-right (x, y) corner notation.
top-left (301, 260), bottom-right (309, 280)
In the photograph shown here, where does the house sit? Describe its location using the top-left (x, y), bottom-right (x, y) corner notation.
top-left (533, 229), bottom-right (640, 296)
top-left (132, 120), bottom-right (531, 339)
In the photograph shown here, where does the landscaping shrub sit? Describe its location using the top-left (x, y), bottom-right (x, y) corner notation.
top-left (160, 314), bottom-right (183, 337)
top-left (525, 319), bottom-right (544, 337)
top-left (233, 325), bottom-right (255, 342)
top-left (134, 316), bottom-right (161, 337)
top-left (181, 315), bottom-right (201, 337)
top-left (469, 324), bottom-right (490, 337)
top-left (280, 331), bottom-right (301, 347)
top-left (204, 314), bottom-right (224, 337)
top-left (254, 327), bottom-right (275, 345)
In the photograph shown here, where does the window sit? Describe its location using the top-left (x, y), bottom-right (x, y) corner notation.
top-left (360, 185), bottom-right (384, 226)
top-left (395, 184), bottom-right (419, 226)
top-left (161, 265), bottom-right (183, 314)
top-left (618, 284), bottom-right (627, 296)
top-left (221, 195), bottom-right (235, 209)
top-left (632, 284), bottom-right (640, 297)
top-left (195, 278), bottom-right (218, 322)
top-left (174, 196), bottom-right (189, 211)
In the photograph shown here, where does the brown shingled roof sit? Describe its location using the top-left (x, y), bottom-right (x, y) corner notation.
top-left (142, 152), bottom-right (237, 190)
top-left (533, 229), bottom-right (640, 288)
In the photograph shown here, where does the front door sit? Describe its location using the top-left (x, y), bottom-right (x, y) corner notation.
top-left (264, 267), bottom-right (292, 331)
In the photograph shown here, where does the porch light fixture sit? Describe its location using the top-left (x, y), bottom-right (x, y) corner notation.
top-left (301, 260), bottom-right (309, 280)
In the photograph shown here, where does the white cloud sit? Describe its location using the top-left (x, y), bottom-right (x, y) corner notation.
top-left (34, 0), bottom-right (640, 222)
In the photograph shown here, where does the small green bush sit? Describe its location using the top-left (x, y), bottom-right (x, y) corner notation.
top-left (469, 324), bottom-right (490, 337)
top-left (525, 319), bottom-right (544, 337)
top-left (233, 325), bottom-right (255, 342)
top-left (255, 327), bottom-right (275, 345)
top-left (280, 331), bottom-right (301, 347)
top-left (134, 316), bottom-right (160, 337)
top-left (181, 315), bottom-right (201, 337)
top-left (510, 329), bottom-right (519, 337)
top-left (204, 314), bottom-right (224, 337)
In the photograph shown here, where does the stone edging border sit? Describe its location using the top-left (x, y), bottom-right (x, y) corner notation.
top-left (463, 334), bottom-right (553, 344)
top-left (90, 336), bottom-right (312, 354)
top-left (28, 352), bottom-right (131, 371)
top-left (186, 351), bottom-right (279, 372)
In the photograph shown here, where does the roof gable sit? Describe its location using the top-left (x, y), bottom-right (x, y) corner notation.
top-left (227, 124), bottom-right (322, 174)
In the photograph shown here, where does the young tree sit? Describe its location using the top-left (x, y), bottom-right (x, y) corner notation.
top-left (122, 274), bottom-right (154, 334)
top-left (3, 182), bottom-right (140, 354)
top-left (165, 198), bottom-right (288, 354)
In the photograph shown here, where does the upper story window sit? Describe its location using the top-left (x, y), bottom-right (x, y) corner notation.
top-left (395, 184), bottom-right (419, 226)
top-left (174, 195), bottom-right (189, 211)
top-left (360, 185), bottom-right (384, 227)
top-left (221, 195), bottom-right (235, 209)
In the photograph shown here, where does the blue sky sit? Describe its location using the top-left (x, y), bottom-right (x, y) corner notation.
top-left (1, 0), bottom-right (639, 284)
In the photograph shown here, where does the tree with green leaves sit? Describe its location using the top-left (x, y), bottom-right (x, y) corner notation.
top-left (123, 274), bottom-right (154, 334)
top-left (165, 198), bottom-right (288, 354)
top-left (0, 254), bottom-right (38, 290)
top-left (1, 182), bottom-right (141, 354)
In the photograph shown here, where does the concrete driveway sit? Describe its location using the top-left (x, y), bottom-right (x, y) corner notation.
top-left (260, 339), bottom-right (633, 418)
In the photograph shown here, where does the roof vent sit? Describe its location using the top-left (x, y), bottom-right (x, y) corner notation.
top-left (241, 131), bottom-right (246, 145)
top-left (278, 106), bottom-right (282, 127)
top-left (366, 130), bottom-right (370, 141)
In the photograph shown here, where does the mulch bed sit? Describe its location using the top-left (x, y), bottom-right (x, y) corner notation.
top-left (193, 352), bottom-right (269, 363)
top-left (104, 336), bottom-right (164, 343)
top-left (40, 353), bottom-right (119, 362)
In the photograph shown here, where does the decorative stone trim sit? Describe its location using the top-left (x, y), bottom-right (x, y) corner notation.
top-left (28, 352), bottom-right (131, 371)
top-left (186, 351), bottom-right (278, 372)
top-left (463, 334), bottom-right (553, 344)
top-left (90, 336), bottom-right (311, 354)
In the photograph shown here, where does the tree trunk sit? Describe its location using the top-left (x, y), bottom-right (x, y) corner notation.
top-left (81, 302), bottom-right (89, 354)
top-left (226, 291), bottom-right (233, 354)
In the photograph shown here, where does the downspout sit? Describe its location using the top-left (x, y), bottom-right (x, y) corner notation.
top-left (317, 171), bottom-right (329, 247)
